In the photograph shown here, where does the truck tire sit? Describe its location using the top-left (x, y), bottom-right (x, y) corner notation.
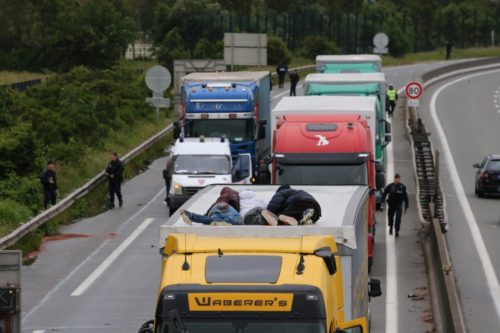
top-left (169, 206), bottom-right (177, 216)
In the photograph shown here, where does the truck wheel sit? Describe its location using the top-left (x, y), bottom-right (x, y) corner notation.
top-left (169, 206), bottom-right (177, 216)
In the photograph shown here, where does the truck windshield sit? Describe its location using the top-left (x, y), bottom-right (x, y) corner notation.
top-left (156, 319), bottom-right (325, 333)
top-left (276, 163), bottom-right (368, 185)
top-left (185, 119), bottom-right (254, 142)
top-left (174, 155), bottom-right (230, 174)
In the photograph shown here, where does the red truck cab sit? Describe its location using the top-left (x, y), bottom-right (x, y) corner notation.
top-left (271, 114), bottom-right (376, 269)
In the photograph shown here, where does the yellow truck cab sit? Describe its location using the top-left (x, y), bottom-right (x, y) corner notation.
top-left (139, 185), bottom-right (381, 333)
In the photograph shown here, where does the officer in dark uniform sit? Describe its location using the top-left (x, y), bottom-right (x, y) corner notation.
top-left (105, 152), bottom-right (124, 208)
top-left (40, 160), bottom-right (58, 209)
top-left (163, 152), bottom-right (173, 204)
top-left (289, 70), bottom-right (299, 96)
top-left (276, 63), bottom-right (288, 88)
top-left (381, 173), bottom-right (409, 237)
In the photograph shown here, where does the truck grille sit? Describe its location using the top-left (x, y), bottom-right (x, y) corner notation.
top-left (184, 187), bottom-right (201, 196)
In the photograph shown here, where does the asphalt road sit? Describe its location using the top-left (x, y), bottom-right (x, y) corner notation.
top-left (20, 61), bottom-right (463, 333)
top-left (419, 67), bottom-right (500, 331)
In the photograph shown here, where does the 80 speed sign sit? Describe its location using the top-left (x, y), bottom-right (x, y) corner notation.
top-left (405, 81), bottom-right (423, 99)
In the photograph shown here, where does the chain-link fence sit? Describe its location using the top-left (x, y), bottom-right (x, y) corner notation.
top-left (178, 9), bottom-right (500, 54)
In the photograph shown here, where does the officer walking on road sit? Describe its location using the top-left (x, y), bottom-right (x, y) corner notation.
top-left (276, 62), bottom-right (288, 88)
top-left (289, 70), bottom-right (299, 96)
top-left (163, 152), bottom-right (173, 204)
top-left (40, 160), bottom-right (58, 209)
top-left (381, 173), bottom-right (409, 237)
top-left (105, 152), bottom-right (124, 209)
top-left (387, 84), bottom-right (398, 117)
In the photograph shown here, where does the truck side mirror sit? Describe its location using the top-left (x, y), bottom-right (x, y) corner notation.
top-left (473, 163), bottom-right (480, 168)
top-left (369, 278), bottom-right (382, 298)
top-left (173, 121), bottom-right (181, 139)
top-left (232, 154), bottom-right (251, 182)
top-left (375, 162), bottom-right (385, 189)
top-left (314, 247), bottom-right (337, 275)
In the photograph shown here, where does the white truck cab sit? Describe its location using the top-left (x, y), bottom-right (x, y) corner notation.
top-left (167, 137), bottom-right (252, 214)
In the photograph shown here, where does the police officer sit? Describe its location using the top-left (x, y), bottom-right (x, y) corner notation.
top-left (105, 152), bottom-right (124, 208)
top-left (381, 173), bottom-right (409, 237)
top-left (289, 70), bottom-right (299, 96)
top-left (276, 62), bottom-right (288, 88)
top-left (387, 84), bottom-right (398, 117)
top-left (40, 160), bottom-right (58, 209)
top-left (163, 152), bottom-right (173, 204)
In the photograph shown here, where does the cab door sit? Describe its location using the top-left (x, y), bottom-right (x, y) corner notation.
top-left (232, 153), bottom-right (253, 184)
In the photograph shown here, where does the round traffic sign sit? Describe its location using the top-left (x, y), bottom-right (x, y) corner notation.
top-left (405, 81), bottom-right (424, 99)
top-left (373, 32), bottom-right (389, 49)
top-left (145, 65), bottom-right (171, 93)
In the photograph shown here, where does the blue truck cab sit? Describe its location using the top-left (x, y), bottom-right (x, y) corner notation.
top-left (176, 72), bottom-right (272, 182)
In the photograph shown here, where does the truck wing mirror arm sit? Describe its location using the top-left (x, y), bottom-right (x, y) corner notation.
top-left (314, 247), bottom-right (337, 275)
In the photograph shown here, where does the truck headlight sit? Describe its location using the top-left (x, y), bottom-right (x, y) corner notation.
top-left (172, 182), bottom-right (183, 195)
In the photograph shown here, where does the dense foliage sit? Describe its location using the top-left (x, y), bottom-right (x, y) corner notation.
top-left (0, 63), bottom-right (158, 229)
top-left (0, 0), bottom-right (135, 72)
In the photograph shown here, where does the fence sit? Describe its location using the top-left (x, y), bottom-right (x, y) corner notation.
top-left (176, 8), bottom-right (500, 54)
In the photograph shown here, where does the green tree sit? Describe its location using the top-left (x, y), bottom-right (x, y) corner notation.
top-left (267, 36), bottom-right (292, 65)
top-left (300, 36), bottom-right (340, 60)
top-left (156, 28), bottom-right (190, 71)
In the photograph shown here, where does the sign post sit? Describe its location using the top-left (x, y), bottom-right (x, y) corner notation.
top-left (145, 65), bottom-right (172, 121)
top-left (373, 32), bottom-right (389, 55)
top-left (405, 81), bottom-right (424, 118)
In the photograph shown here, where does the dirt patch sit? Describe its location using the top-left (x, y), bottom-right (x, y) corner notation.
top-left (24, 232), bottom-right (117, 264)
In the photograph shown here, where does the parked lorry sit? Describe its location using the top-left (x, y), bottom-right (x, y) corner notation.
top-left (303, 73), bottom-right (391, 176)
top-left (264, 96), bottom-right (386, 268)
top-left (316, 55), bottom-right (382, 74)
top-left (175, 71), bottom-right (272, 182)
top-left (166, 137), bottom-right (252, 214)
top-left (138, 184), bottom-right (381, 333)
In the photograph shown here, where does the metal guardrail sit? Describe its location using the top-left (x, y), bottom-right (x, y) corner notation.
top-left (0, 64), bottom-right (316, 250)
top-left (405, 58), bottom-right (500, 333)
top-left (269, 64), bottom-right (315, 79)
top-left (0, 125), bottom-right (173, 250)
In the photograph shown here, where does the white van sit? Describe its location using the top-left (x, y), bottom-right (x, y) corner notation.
top-left (167, 137), bottom-right (252, 214)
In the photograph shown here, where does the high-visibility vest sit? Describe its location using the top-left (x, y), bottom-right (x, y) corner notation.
top-left (387, 89), bottom-right (397, 101)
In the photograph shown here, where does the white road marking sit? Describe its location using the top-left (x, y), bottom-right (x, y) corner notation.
top-left (384, 89), bottom-right (402, 333)
top-left (430, 68), bottom-right (500, 319)
top-left (22, 188), bottom-right (164, 323)
top-left (71, 217), bottom-right (155, 296)
top-left (32, 330), bottom-right (45, 333)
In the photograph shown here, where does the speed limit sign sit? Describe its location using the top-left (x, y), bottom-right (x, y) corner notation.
top-left (405, 81), bottom-right (423, 99)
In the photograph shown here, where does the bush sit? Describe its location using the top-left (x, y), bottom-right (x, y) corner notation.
top-left (299, 36), bottom-right (340, 60)
top-left (383, 15), bottom-right (412, 57)
top-left (267, 36), bottom-right (292, 65)
top-left (193, 38), bottom-right (223, 59)
top-left (156, 28), bottom-right (190, 71)
top-left (0, 199), bottom-right (32, 235)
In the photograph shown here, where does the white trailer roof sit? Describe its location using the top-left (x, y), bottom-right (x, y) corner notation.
top-left (273, 96), bottom-right (377, 114)
top-left (316, 54), bottom-right (382, 65)
top-left (304, 73), bottom-right (386, 85)
top-left (271, 96), bottom-right (377, 154)
top-left (181, 71), bottom-right (270, 85)
top-left (171, 138), bottom-right (230, 156)
top-left (160, 185), bottom-right (368, 249)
